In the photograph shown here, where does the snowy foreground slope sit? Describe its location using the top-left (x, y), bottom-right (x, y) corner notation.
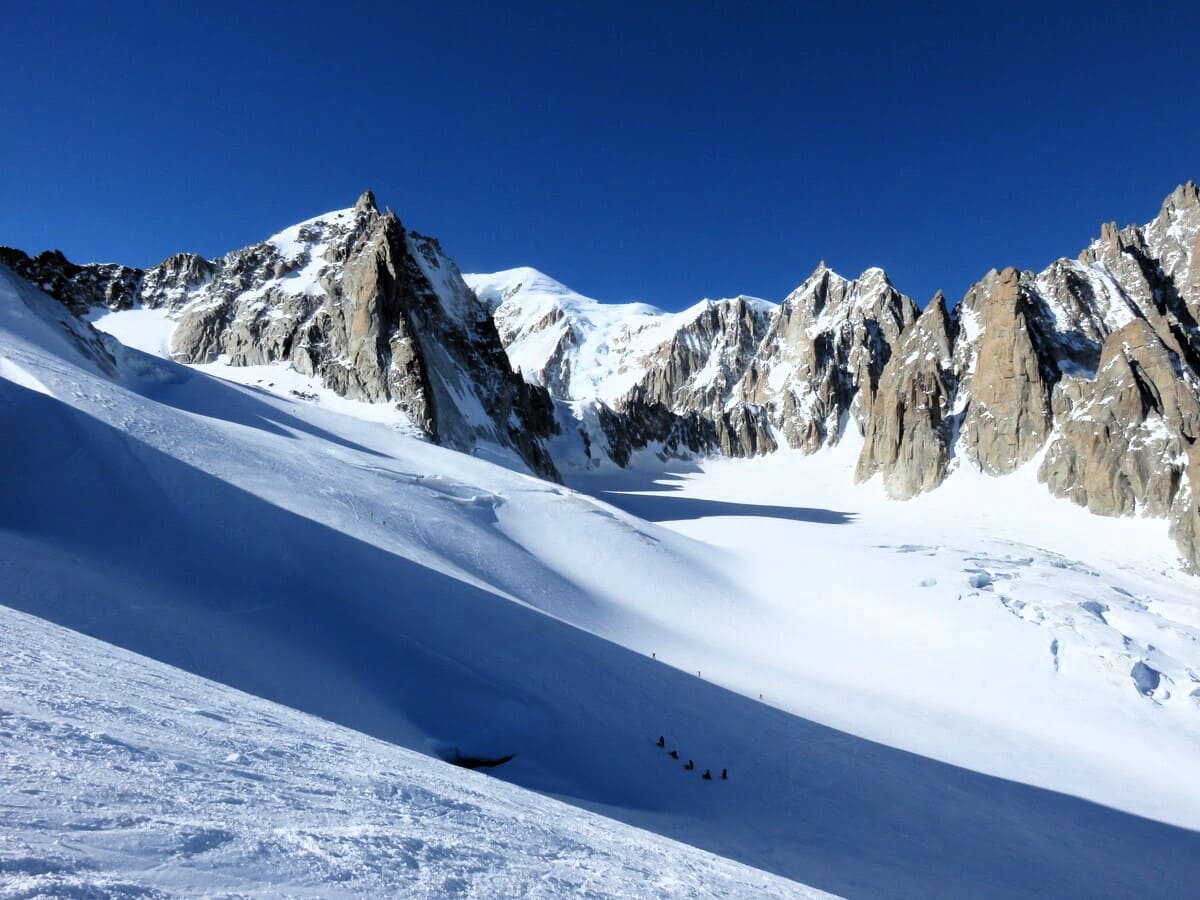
top-left (0, 605), bottom-right (815, 898)
top-left (4, 264), bottom-right (1200, 897)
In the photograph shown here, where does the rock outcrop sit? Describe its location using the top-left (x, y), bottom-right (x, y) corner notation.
top-left (1039, 319), bottom-right (1200, 518)
top-left (955, 268), bottom-right (1055, 475)
top-left (0, 248), bottom-right (142, 316)
top-left (736, 265), bottom-right (918, 451)
top-left (5, 193), bottom-right (560, 481)
top-left (855, 291), bottom-right (958, 497)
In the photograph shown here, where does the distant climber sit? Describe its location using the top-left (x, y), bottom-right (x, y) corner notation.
top-left (656, 735), bottom-right (665, 748)
top-left (685, 759), bottom-right (694, 771)
top-left (702, 769), bottom-right (712, 780)
top-left (721, 768), bottom-right (727, 780)
top-left (669, 750), bottom-right (679, 759)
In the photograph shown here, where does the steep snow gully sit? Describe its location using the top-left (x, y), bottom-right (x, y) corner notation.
top-left (3, 256), bottom-right (1200, 896)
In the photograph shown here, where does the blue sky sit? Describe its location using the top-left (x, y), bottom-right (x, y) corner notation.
top-left (3, 2), bottom-right (1197, 309)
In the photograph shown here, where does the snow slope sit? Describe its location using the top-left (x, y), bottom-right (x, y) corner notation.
top-left (573, 442), bottom-right (1200, 830)
top-left (0, 605), bottom-right (815, 898)
top-left (4, 264), bottom-right (1200, 897)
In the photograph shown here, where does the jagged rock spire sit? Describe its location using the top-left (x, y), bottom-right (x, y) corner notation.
top-left (355, 190), bottom-right (378, 214)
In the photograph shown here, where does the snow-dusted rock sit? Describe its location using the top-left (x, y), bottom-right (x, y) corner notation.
top-left (1039, 319), bottom-right (1200, 518)
top-left (855, 291), bottom-right (958, 498)
top-left (0, 247), bottom-right (142, 315)
top-left (5, 193), bottom-right (561, 480)
top-left (738, 264), bottom-right (918, 452)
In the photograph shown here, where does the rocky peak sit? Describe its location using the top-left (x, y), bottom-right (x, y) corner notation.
top-left (736, 263), bottom-right (917, 451)
top-left (1039, 318), bottom-right (1200, 520)
top-left (9, 197), bottom-right (561, 481)
top-left (855, 290), bottom-right (959, 498)
top-left (956, 266), bottom-right (1055, 475)
top-left (1144, 181), bottom-right (1200, 322)
top-left (355, 189), bottom-right (379, 214)
top-left (1164, 180), bottom-right (1200, 213)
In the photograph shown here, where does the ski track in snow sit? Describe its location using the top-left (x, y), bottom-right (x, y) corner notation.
top-left (4, 265), bottom-right (1200, 896)
top-left (0, 606), bottom-right (815, 899)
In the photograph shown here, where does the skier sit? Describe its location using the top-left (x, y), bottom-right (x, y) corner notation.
top-left (669, 750), bottom-right (679, 759)
top-left (685, 759), bottom-right (694, 771)
top-left (702, 769), bottom-right (712, 780)
top-left (721, 768), bottom-right (728, 780)
top-left (656, 735), bottom-right (665, 748)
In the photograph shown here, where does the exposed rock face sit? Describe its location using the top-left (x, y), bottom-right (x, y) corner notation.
top-left (955, 268), bottom-right (1055, 475)
top-left (1144, 181), bottom-right (1200, 321)
top-left (1171, 443), bottom-right (1200, 570)
top-left (9, 194), bottom-right (560, 481)
top-left (856, 292), bottom-right (958, 498)
top-left (0, 248), bottom-right (142, 316)
top-left (1039, 319), bottom-right (1200, 518)
top-left (737, 265), bottom-right (919, 451)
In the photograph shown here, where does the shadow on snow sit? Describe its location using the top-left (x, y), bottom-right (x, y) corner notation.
top-left (1, 379), bottom-right (1197, 898)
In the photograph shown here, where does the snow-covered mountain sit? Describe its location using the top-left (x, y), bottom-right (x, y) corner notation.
top-left (8, 182), bottom-right (1199, 566)
top-left (4, 220), bottom-right (1200, 895)
top-left (1, 191), bottom-right (560, 480)
top-left (471, 267), bottom-right (779, 464)
top-left (470, 182), bottom-right (1200, 569)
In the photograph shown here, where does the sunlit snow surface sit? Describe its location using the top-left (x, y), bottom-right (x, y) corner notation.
top-left (0, 606), bottom-right (817, 899)
top-left (575, 444), bottom-right (1200, 828)
top-left (4, 265), bottom-right (1200, 896)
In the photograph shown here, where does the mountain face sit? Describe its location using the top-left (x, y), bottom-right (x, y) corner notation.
top-left (859, 182), bottom-right (1200, 567)
top-left (6, 182), bottom-right (1200, 567)
top-left (472, 268), bottom-right (780, 466)
top-left (471, 183), bottom-right (1200, 569)
top-left (1, 192), bottom-right (560, 481)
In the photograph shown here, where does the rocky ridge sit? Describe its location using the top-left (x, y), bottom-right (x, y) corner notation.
top-left (856, 182), bottom-right (1200, 566)
top-left (476, 183), bottom-right (1200, 567)
top-left (1, 192), bottom-right (559, 480)
top-left (5, 183), bottom-right (1200, 566)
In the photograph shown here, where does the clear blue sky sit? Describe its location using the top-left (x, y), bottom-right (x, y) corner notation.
top-left (3, 1), bottom-right (1197, 309)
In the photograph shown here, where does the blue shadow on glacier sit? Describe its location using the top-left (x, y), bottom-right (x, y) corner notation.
top-left (596, 491), bottom-right (855, 524)
top-left (567, 466), bottom-right (856, 524)
top-left (2, 379), bottom-right (1198, 899)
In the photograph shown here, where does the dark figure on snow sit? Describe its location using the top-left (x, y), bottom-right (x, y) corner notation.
top-left (702, 769), bottom-right (712, 780)
top-left (657, 736), bottom-right (665, 748)
top-left (721, 768), bottom-right (727, 780)
top-left (685, 759), bottom-right (694, 771)
top-left (669, 750), bottom-right (679, 759)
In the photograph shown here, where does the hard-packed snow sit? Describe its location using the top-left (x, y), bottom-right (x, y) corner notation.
top-left (0, 605), bottom-right (816, 899)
